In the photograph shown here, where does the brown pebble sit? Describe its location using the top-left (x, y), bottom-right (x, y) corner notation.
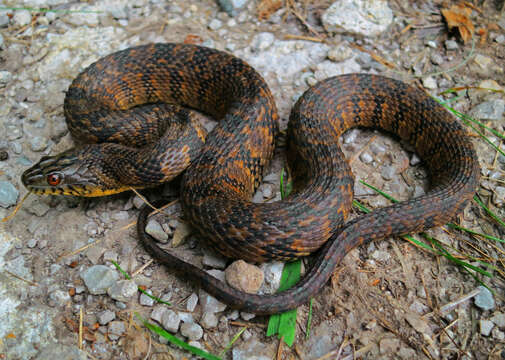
top-left (225, 260), bottom-right (264, 294)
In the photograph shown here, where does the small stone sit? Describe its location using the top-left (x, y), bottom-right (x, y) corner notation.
top-left (180, 322), bottom-right (203, 341)
top-left (327, 46), bottom-right (353, 62)
top-left (140, 290), bottom-right (155, 306)
top-left (186, 293), bottom-right (199, 312)
top-left (381, 165), bottom-right (396, 181)
top-left (133, 196), bottom-right (144, 209)
top-left (495, 34), bottom-right (505, 44)
top-left (493, 187), bottom-right (505, 207)
top-left (262, 184), bottom-right (273, 198)
top-left (492, 328), bottom-right (505, 340)
top-left (0, 71), bottom-right (12, 87)
top-left (422, 76), bottom-right (437, 89)
top-left (188, 340), bottom-right (203, 349)
top-left (445, 40), bottom-right (459, 50)
top-left (425, 40), bottom-right (437, 48)
top-left (0, 181), bottom-right (19, 208)
top-left (430, 53), bottom-right (444, 65)
top-left (97, 310), bottom-right (116, 325)
top-left (225, 260), bottom-right (264, 293)
top-left (200, 311), bottom-right (218, 329)
top-left (80, 265), bottom-right (119, 295)
top-left (107, 280), bottom-right (138, 302)
top-left (470, 100), bottom-right (505, 121)
top-left (145, 219), bottom-right (169, 243)
top-left (491, 312), bottom-right (505, 328)
top-left (343, 129), bottom-right (359, 144)
top-left (480, 319), bottom-right (494, 336)
top-left (86, 245), bottom-right (105, 265)
top-left (108, 321), bottom-right (126, 340)
top-left (474, 54), bottom-right (493, 69)
top-left (251, 32), bottom-right (275, 51)
top-left (379, 337), bottom-right (401, 354)
top-left (36, 344), bottom-right (87, 360)
top-left (370, 250), bottom-right (390, 262)
top-left (241, 312), bottom-right (255, 321)
top-left (150, 306), bottom-right (166, 323)
top-left (475, 286), bottom-right (495, 311)
top-left (359, 152), bottom-right (373, 164)
top-left (49, 289), bottom-right (71, 306)
top-left (202, 252), bottom-right (227, 269)
top-left (0, 13), bottom-right (9, 27)
top-left (27, 239), bottom-right (37, 248)
top-left (171, 221), bottom-right (192, 246)
top-left (13, 10), bottom-right (32, 26)
top-left (322, 0), bottom-right (393, 37)
top-left (208, 19), bottom-right (223, 31)
top-left (161, 309), bottom-right (180, 333)
top-left (103, 250), bottom-right (118, 263)
top-left (260, 261), bottom-right (284, 294)
top-left (410, 153), bottom-right (421, 166)
top-left (199, 289), bottom-right (227, 313)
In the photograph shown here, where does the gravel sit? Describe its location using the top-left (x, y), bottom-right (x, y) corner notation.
top-left (80, 265), bottom-right (119, 295)
top-left (0, 181), bottom-right (19, 208)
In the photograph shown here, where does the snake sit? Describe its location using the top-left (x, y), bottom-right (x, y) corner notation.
top-left (22, 43), bottom-right (480, 315)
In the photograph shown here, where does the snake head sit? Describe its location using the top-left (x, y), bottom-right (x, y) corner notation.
top-left (21, 146), bottom-right (129, 197)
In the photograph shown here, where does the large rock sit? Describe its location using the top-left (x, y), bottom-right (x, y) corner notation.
top-left (322, 0), bottom-right (393, 37)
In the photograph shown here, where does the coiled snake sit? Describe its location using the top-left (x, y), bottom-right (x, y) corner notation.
top-left (22, 43), bottom-right (480, 315)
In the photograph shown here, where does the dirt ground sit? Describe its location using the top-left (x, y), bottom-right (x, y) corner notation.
top-left (0, 0), bottom-right (505, 359)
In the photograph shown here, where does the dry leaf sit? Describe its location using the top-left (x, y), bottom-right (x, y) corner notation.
top-left (441, 4), bottom-right (474, 43)
top-left (257, 0), bottom-right (283, 20)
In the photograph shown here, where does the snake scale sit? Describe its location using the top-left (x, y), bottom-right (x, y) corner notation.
top-left (22, 43), bottom-right (480, 315)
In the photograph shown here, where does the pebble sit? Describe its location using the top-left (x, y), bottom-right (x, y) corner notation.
top-left (108, 321), bottom-right (126, 341)
top-left (0, 13), bottom-right (9, 27)
top-left (37, 344), bottom-right (87, 360)
top-left (180, 322), bottom-right (203, 340)
top-left (145, 219), bottom-right (169, 243)
top-left (107, 280), bottom-right (138, 302)
top-left (470, 99), bottom-right (505, 121)
top-left (474, 286), bottom-right (495, 311)
top-left (103, 250), bottom-right (118, 263)
top-left (240, 312), bottom-right (255, 321)
top-left (29, 136), bottom-right (48, 152)
top-left (410, 153), bottom-right (421, 166)
top-left (445, 40), bottom-right (459, 50)
top-left (251, 32), bottom-right (275, 51)
top-left (150, 305), bottom-right (166, 323)
top-left (81, 265), bottom-right (119, 295)
top-left (380, 165), bottom-right (396, 181)
top-left (186, 292), bottom-right (198, 312)
top-left (493, 187), bottom-right (505, 207)
top-left (359, 152), bottom-right (373, 164)
top-left (430, 53), bottom-right (444, 65)
top-left (13, 10), bottom-right (32, 27)
top-left (208, 19), bottom-right (223, 31)
top-left (491, 312), bottom-right (505, 328)
top-left (161, 309), bottom-right (180, 333)
top-left (97, 310), bottom-right (116, 325)
top-left (474, 54), bottom-right (493, 69)
top-left (48, 289), bottom-right (71, 306)
top-left (0, 181), bottom-right (19, 208)
top-left (199, 289), bottom-right (227, 313)
top-left (495, 34), bottom-right (505, 44)
top-left (259, 261), bottom-right (284, 294)
top-left (0, 71), bottom-right (12, 86)
top-left (200, 311), bottom-right (218, 329)
top-left (232, 339), bottom-right (274, 360)
top-left (379, 337), bottom-right (401, 353)
top-left (422, 76), bottom-right (437, 89)
top-left (202, 252), bottom-right (227, 269)
top-left (171, 221), bottom-right (192, 246)
top-left (343, 129), bottom-right (360, 144)
top-left (225, 260), bottom-right (264, 293)
top-left (140, 290), bottom-right (155, 306)
top-left (480, 319), bottom-right (494, 336)
top-left (321, 0), bottom-right (393, 37)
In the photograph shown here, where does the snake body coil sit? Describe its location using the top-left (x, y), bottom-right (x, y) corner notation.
top-left (22, 43), bottom-right (480, 315)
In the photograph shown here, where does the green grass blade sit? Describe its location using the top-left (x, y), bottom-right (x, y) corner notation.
top-left (136, 314), bottom-right (222, 360)
top-left (219, 327), bottom-right (246, 357)
top-left (111, 260), bottom-right (172, 306)
top-left (474, 195), bottom-right (505, 229)
top-left (446, 223), bottom-right (505, 243)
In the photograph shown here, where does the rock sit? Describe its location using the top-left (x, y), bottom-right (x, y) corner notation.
top-left (300, 320), bottom-right (338, 358)
top-left (217, 0), bottom-right (249, 15)
top-left (322, 0), bottom-right (393, 37)
top-left (108, 321), bottom-right (126, 340)
top-left (251, 32), bottom-right (275, 51)
top-left (24, 197), bottom-right (51, 217)
top-left (80, 265), bottom-right (119, 295)
top-left (491, 312), bottom-right (505, 329)
top-left (240, 312), bottom-right (255, 321)
top-left (225, 260), bottom-right (264, 293)
top-left (475, 286), bottom-right (495, 311)
top-left (381, 165), bottom-right (396, 180)
top-left (171, 221), bottom-right (192, 246)
top-left (343, 129), bottom-right (360, 144)
top-left (470, 99), bottom-right (505, 121)
top-left (0, 181), bottom-right (19, 208)
top-left (199, 289), bottom-right (227, 313)
top-left (493, 187), bottom-right (505, 207)
top-left (370, 250), bottom-right (390, 262)
top-left (145, 219), bottom-right (169, 243)
top-left (200, 311), bottom-right (218, 329)
top-left (107, 280), bottom-right (138, 302)
top-left (410, 153), bottom-right (421, 166)
top-left (360, 152), bottom-right (373, 164)
top-left (103, 250), bottom-right (118, 263)
top-left (202, 252), bottom-right (227, 269)
top-left (430, 53), bottom-right (444, 65)
top-left (232, 339), bottom-right (276, 360)
top-left (13, 10), bottom-right (32, 26)
top-left (150, 305), bottom-right (167, 323)
top-left (0, 13), bottom-right (9, 27)
top-left (36, 344), bottom-right (87, 360)
top-left (86, 245), bottom-right (105, 264)
top-left (445, 40), bottom-right (459, 50)
top-left (259, 261), bottom-right (284, 294)
top-left (29, 136), bottom-right (48, 152)
top-left (140, 290), bottom-right (155, 306)
top-left (474, 54), bottom-right (493, 69)
top-left (97, 310), bottom-right (116, 325)
top-left (186, 292), bottom-right (199, 312)
top-left (379, 337), bottom-right (401, 353)
top-left (480, 319), bottom-right (494, 336)
top-left (180, 322), bottom-right (203, 340)
top-left (161, 309), bottom-right (180, 333)
top-left (48, 289), bottom-right (71, 306)
top-left (208, 19), bottom-right (223, 31)
top-left (422, 76), bottom-right (437, 89)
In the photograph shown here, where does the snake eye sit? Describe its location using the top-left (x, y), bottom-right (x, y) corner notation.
top-left (47, 173), bottom-right (62, 186)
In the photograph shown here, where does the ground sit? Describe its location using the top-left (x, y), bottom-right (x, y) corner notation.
top-left (0, 0), bottom-right (504, 359)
